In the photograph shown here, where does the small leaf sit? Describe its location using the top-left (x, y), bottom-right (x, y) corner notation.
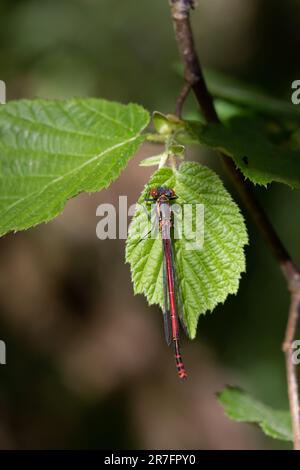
top-left (153, 111), bottom-right (174, 135)
top-left (218, 386), bottom-right (293, 442)
top-left (139, 153), bottom-right (167, 167)
top-left (169, 143), bottom-right (185, 156)
top-left (152, 111), bottom-right (183, 135)
top-left (0, 98), bottom-right (149, 236)
top-left (126, 162), bottom-right (248, 339)
top-left (187, 116), bottom-right (300, 189)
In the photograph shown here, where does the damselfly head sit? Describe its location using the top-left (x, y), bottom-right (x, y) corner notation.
top-left (149, 186), bottom-right (176, 200)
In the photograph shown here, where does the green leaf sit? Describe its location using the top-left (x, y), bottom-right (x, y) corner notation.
top-left (153, 111), bottom-right (174, 135)
top-left (125, 162), bottom-right (248, 339)
top-left (139, 153), bottom-right (167, 167)
top-left (169, 144), bottom-right (185, 156)
top-left (204, 68), bottom-right (300, 121)
top-left (0, 98), bottom-right (149, 236)
top-left (152, 111), bottom-right (183, 135)
top-left (218, 386), bottom-right (293, 442)
top-left (187, 116), bottom-right (300, 189)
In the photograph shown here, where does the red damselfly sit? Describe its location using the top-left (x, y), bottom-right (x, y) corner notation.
top-left (146, 186), bottom-right (188, 380)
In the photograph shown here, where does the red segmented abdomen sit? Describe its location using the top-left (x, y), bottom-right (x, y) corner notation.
top-left (174, 339), bottom-right (187, 380)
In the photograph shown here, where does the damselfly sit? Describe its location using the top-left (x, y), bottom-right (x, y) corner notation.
top-left (146, 186), bottom-right (188, 380)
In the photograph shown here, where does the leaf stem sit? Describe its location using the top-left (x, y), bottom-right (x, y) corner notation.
top-left (145, 133), bottom-right (167, 143)
top-left (168, 0), bottom-right (300, 449)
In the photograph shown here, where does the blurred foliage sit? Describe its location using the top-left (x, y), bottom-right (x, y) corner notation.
top-left (218, 386), bottom-right (293, 442)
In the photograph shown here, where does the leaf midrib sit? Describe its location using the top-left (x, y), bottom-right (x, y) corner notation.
top-left (0, 133), bottom-right (140, 217)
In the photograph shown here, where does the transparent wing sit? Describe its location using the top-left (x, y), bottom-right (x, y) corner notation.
top-left (132, 203), bottom-right (159, 247)
top-left (162, 240), bottom-right (172, 347)
top-left (169, 238), bottom-right (189, 338)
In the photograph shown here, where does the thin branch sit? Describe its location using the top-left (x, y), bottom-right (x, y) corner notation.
top-left (282, 261), bottom-right (300, 449)
top-left (169, 0), bottom-right (300, 449)
top-left (175, 82), bottom-right (191, 117)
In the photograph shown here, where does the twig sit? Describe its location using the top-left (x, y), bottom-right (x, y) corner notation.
top-left (282, 260), bottom-right (300, 449)
top-left (175, 82), bottom-right (191, 117)
top-left (169, 0), bottom-right (300, 449)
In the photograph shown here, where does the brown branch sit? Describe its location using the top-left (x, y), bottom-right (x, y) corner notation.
top-left (175, 82), bottom-right (191, 117)
top-left (169, 0), bottom-right (300, 449)
top-left (282, 261), bottom-right (300, 449)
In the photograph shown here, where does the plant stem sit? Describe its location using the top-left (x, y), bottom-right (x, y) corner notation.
top-left (169, 0), bottom-right (300, 449)
top-left (175, 82), bottom-right (191, 117)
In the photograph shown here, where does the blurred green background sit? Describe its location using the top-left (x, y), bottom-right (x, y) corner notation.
top-left (0, 0), bottom-right (300, 449)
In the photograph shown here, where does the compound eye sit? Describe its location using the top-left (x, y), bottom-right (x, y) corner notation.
top-left (150, 188), bottom-right (158, 198)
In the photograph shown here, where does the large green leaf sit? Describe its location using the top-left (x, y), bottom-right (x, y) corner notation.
top-left (0, 98), bottom-right (149, 236)
top-left (187, 116), bottom-right (300, 189)
top-left (126, 162), bottom-right (248, 339)
top-left (218, 386), bottom-right (293, 442)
